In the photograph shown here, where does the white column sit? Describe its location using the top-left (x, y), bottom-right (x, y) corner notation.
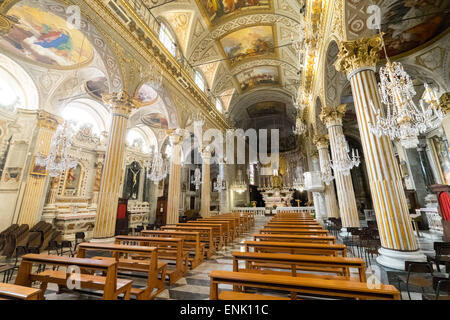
top-left (166, 133), bottom-right (183, 225)
top-left (200, 147), bottom-right (212, 218)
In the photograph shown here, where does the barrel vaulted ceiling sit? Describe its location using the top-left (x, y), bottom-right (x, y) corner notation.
top-left (152, 0), bottom-right (304, 127)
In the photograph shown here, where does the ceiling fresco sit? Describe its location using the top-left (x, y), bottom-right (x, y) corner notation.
top-left (196, 0), bottom-right (270, 24)
top-left (1, 4), bottom-right (94, 69)
top-left (236, 65), bottom-right (280, 92)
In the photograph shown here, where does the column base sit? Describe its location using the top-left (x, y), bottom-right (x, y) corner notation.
top-left (376, 247), bottom-right (427, 270)
top-left (90, 237), bottom-right (116, 243)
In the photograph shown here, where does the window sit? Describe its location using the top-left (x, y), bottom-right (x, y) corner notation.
top-left (126, 128), bottom-right (151, 154)
top-left (215, 98), bottom-right (223, 113)
top-left (195, 71), bottom-right (206, 92)
top-left (159, 23), bottom-right (176, 57)
top-left (0, 75), bottom-right (22, 112)
top-left (61, 104), bottom-right (101, 135)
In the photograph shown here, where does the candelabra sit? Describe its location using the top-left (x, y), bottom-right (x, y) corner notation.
top-left (329, 134), bottom-right (360, 175)
top-left (369, 33), bottom-right (443, 149)
top-left (35, 121), bottom-right (78, 177)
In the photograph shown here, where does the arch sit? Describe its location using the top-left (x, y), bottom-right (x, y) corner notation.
top-left (0, 53), bottom-right (39, 111)
top-left (323, 39), bottom-right (347, 109)
top-left (59, 98), bottom-right (111, 134)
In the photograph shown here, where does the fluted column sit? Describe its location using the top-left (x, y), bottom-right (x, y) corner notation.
top-left (218, 162), bottom-right (228, 213)
top-left (200, 147), bottom-right (212, 218)
top-left (314, 135), bottom-right (340, 219)
top-left (93, 91), bottom-right (139, 239)
top-left (166, 132), bottom-right (183, 225)
top-left (321, 105), bottom-right (360, 228)
top-left (335, 34), bottom-right (425, 269)
top-left (17, 111), bottom-right (61, 226)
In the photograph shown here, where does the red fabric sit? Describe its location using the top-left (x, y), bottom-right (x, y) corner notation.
top-left (439, 192), bottom-right (450, 221)
top-left (117, 204), bottom-right (127, 220)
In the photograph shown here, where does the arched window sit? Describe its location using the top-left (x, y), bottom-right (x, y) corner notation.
top-left (0, 74), bottom-right (23, 112)
top-left (195, 71), bottom-right (206, 92)
top-left (61, 99), bottom-right (110, 135)
top-left (215, 98), bottom-right (223, 113)
top-left (159, 22), bottom-right (176, 57)
top-left (126, 128), bottom-right (153, 154)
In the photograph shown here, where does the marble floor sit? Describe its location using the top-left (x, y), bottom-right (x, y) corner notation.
top-left (1, 216), bottom-right (446, 300)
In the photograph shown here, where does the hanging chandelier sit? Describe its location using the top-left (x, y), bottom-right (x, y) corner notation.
top-left (232, 169), bottom-right (247, 194)
top-left (369, 33), bottom-right (443, 149)
top-left (147, 151), bottom-right (168, 184)
top-left (293, 115), bottom-right (307, 136)
top-left (321, 162), bottom-right (334, 185)
top-left (292, 167), bottom-right (305, 192)
top-left (329, 134), bottom-right (360, 175)
top-left (214, 174), bottom-right (226, 192)
top-left (192, 167), bottom-right (202, 191)
top-left (35, 121), bottom-right (78, 177)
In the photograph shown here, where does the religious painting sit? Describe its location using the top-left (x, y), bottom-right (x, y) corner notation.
top-left (141, 113), bottom-right (169, 129)
top-left (236, 65), bottom-right (280, 91)
top-left (379, 0), bottom-right (450, 57)
top-left (197, 0), bottom-right (270, 24)
top-left (0, 4), bottom-right (94, 68)
top-left (123, 161), bottom-right (141, 200)
top-left (136, 84), bottom-right (158, 105)
top-left (85, 77), bottom-right (108, 100)
top-left (247, 101), bottom-right (286, 118)
top-left (431, 136), bottom-right (450, 185)
top-left (30, 156), bottom-right (47, 176)
top-left (64, 164), bottom-right (83, 196)
top-left (219, 26), bottom-right (275, 66)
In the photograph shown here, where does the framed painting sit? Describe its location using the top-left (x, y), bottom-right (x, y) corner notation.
top-left (430, 135), bottom-right (450, 185)
top-left (30, 156), bottom-right (47, 176)
top-left (63, 164), bottom-right (83, 196)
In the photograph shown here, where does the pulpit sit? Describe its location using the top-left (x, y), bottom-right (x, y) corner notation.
top-left (430, 185), bottom-right (450, 241)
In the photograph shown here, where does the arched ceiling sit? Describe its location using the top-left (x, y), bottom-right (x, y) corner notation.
top-left (152, 0), bottom-right (305, 130)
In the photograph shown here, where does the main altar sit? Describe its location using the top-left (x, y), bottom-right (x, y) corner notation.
top-left (258, 175), bottom-right (294, 209)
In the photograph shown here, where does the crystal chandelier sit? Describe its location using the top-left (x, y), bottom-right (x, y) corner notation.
top-left (369, 34), bottom-right (443, 149)
top-left (293, 115), bottom-right (307, 136)
top-left (232, 169), bottom-right (247, 194)
top-left (192, 167), bottom-right (202, 191)
top-left (35, 121), bottom-right (78, 177)
top-left (214, 174), bottom-right (226, 192)
top-left (148, 151), bottom-right (168, 184)
top-left (329, 134), bottom-right (360, 175)
top-left (292, 167), bottom-right (305, 192)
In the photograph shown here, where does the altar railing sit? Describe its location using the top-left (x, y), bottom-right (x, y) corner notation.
top-left (233, 207), bottom-right (266, 217)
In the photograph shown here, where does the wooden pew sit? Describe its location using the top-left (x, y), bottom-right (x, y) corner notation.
top-left (179, 223), bottom-right (224, 249)
top-left (207, 215), bottom-right (243, 234)
top-left (209, 271), bottom-right (400, 300)
top-left (142, 230), bottom-right (204, 269)
top-left (253, 234), bottom-right (336, 244)
top-left (267, 220), bottom-right (320, 225)
top-left (260, 228), bottom-right (329, 236)
top-left (245, 241), bottom-right (347, 257)
top-left (115, 236), bottom-right (187, 284)
top-left (232, 251), bottom-right (367, 282)
top-left (192, 219), bottom-right (234, 242)
top-left (0, 283), bottom-right (41, 300)
top-left (161, 226), bottom-right (215, 258)
top-left (15, 254), bottom-right (132, 300)
top-left (265, 224), bottom-right (324, 230)
top-left (76, 242), bottom-right (165, 300)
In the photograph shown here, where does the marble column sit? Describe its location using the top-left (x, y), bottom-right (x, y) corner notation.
top-left (93, 91), bottom-right (139, 239)
top-left (218, 162), bottom-right (228, 213)
top-left (320, 105), bottom-right (360, 228)
top-left (200, 146), bottom-right (212, 218)
top-left (335, 34), bottom-right (425, 269)
top-left (166, 132), bottom-right (183, 225)
top-left (17, 111), bottom-right (60, 226)
top-left (311, 155), bottom-right (327, 222)
top-left (314, 135), bottom-right (340, 219)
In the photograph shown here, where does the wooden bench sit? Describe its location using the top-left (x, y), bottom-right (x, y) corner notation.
top-left (115, 236), bottom-right (187, 284)
top-left (245, 241), bottom-right (347, 257)
top-left (0, 283), bottom-right (41, 300)
top-left (267, 220), bottom-right (320, 225)
top-left (193, 219), bottom-right (234, 243)
top-left (209, 271), bottom-right (400, 300)
top-left (15, 254), bottom-right (132, 300)
top-left (260, 228), bottom-right (329, 236)
top-left (232, 251), bottom-right (366, 282)
top-left (161, 226), bottom-right (215, 258)
top-left (253, 234), bottom-right (336, 244)
top-left (76, 242), bottom-right (165, 300)
top-left (142, 230), bottom-right (204, 269)
top-left (265, 224), bottom-right (324, 230)
top-left (179, 223), bottom-right (224, 249)
top-left (207, 215), bottom-right (243, 234)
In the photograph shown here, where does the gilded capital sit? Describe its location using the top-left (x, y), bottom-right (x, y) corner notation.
top-left (335, 34), bottom-right (382, 77)
top-left (313, 134), bottom-right (330, 149)
top-left (320, 104), bottom-right (346, 127)
top-left (102, 91), bottom-right (140, 116)
top-left (37, 110), bottom-right (61, 131)
top-left (168, 129), bottom-right (184, 145)
top-left (0, 13), bottom-right (15, 35)
top-left (439, 92), bottom-right (450, 115)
